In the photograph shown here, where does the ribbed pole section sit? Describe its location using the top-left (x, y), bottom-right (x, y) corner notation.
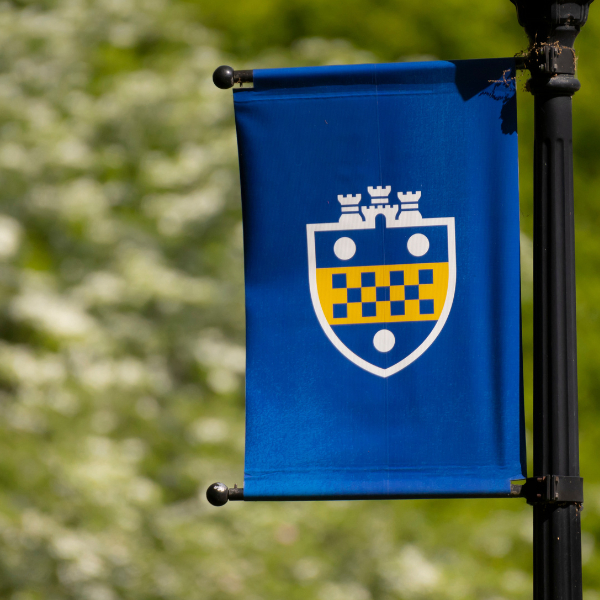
top-left (532, 92), bottom-right (582, 600)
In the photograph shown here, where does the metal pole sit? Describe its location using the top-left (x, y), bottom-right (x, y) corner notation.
top-left (532, 89), bottom-right (582, 599)
top-left (510, 1), bottom-right (592, 598)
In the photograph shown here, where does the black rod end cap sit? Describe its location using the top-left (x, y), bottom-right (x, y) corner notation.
top-left (213, 65), bottom-right (235, 89)
top-left (206, 482), bottom-right (229, 506)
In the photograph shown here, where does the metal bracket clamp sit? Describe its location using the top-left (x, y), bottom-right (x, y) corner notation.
top-left (528, 44), bottom-right (577, 76)
top-left (512, 475), bottom-right (584, 505)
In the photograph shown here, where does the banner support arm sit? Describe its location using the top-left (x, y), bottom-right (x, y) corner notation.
top-left (212, 60), bottom-right (532, 91)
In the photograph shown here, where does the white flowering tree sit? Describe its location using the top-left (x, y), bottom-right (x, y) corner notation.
top-left (2, 1), bottom-right (600, 599)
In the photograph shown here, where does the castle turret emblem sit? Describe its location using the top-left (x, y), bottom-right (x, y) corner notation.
top-left (307, 186), bottom-right (456, 377)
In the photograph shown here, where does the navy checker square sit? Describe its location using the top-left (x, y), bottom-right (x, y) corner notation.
top-left (347, 288), bottom-right (362, 303)
top-left (420, 300), bottom-right (434, 315)
top-left (333, 303), bottom-right (347, 319)
top-left (391, 301), bottom-right (405, 316)
top-left (362, 302), bottom-right (377, 317)
top-left (405, 285), bottom-right (420, 300)
top-left (332, 273), bottom-right (347, 289)
top-left (361, 272), bottom-right (376, 287)
top-left (390, 270), bottom-right (404, 286)
top-left (419, 269), bottom-right (434, 284)
top-left (376, 286), bottom-right (390, 302)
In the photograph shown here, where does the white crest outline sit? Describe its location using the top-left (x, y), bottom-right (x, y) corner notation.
top-left (306, 217), bottom-right (456, 378)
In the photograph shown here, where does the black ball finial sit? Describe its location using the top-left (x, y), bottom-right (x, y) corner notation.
top-left (213, 66), bottom-right (234, 89)
top-left (206, 482), bottom-right (229, 506)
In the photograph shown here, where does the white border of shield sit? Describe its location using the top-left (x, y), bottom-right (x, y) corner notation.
top-left (306, 217), bottom-right (456, 378)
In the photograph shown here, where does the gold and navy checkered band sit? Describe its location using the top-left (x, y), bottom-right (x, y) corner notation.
top-left (316, 262), bottom-right (448, 325)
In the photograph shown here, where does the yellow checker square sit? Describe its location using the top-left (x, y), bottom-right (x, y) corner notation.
top-left (330, 288), bottom-right (347, 304)
top-left (316, 262), bottom-right (449, 325)
top-left (418, 284), bottom-right (435, 300)
top-left (390, 286), bottom-right (405, 301)
top-left (347, 303), bottom-right (364, 320)
top-left (361, 287), bottom-right (377, 303)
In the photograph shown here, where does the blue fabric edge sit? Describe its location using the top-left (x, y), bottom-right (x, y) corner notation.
top-left (243, 476), bottom-right (524, 500)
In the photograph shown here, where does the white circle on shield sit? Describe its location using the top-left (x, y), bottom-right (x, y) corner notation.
top-left (333, 237), bottom-right (356, 260)
top-left (373, 329), bottom-right (395, 353)
top-left (407, 233), bottom-right (430, 257)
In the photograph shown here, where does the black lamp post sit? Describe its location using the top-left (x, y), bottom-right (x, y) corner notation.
top-left (509, 1), bottom-right (592, 598)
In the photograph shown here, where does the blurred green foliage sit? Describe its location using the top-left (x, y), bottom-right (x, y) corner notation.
top-left (0, 0), bottom-right (599, 599)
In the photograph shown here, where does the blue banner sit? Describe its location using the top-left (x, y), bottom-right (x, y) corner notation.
top-left (234, 59), bottom-right (525, 499)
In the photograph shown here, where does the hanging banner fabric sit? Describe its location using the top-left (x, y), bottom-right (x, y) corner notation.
top-left (234, 58), bottom-right (525, 500)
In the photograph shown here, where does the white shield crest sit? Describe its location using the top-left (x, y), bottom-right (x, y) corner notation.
top-left (307, 188), bottom-right (456, 378)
